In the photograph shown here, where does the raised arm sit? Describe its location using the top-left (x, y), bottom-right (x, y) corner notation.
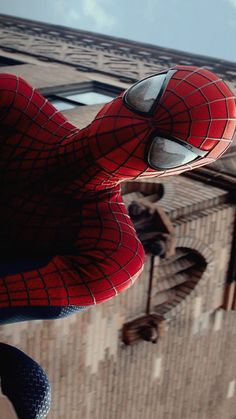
top-left (0, 187), bottom-right (145, 308)
top-left (0, 73), bottom-right (78, 188)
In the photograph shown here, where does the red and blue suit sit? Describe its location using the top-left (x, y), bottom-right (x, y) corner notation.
top-left (0, 66), bottom-right (235, 322)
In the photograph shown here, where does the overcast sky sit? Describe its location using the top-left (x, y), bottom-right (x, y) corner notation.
top-left (1, 0), bottom-right (236, 62)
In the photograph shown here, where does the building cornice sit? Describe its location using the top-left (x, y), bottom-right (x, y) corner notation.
top-left (0, 13), bottom-right (236, 184)
top-left (1, 13), bottom-right (236, 86)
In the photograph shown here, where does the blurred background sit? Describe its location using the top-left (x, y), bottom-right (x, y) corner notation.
top-left (1, 0), bottom-right (236, 61)
top-left (0, 2), bottom-right (236, 419)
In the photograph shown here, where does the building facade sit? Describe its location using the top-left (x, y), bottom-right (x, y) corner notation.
top-left (0, 14), bottom-right (236, 419)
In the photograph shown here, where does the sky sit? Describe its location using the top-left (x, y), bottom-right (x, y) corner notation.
top-left (1, 0), bottom-right (236, 63)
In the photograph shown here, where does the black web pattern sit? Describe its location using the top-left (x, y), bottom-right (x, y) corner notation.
top-left (0, 343), bottom-right (51, 419)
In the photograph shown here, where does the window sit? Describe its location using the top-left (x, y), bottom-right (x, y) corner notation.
top-left (46, 81), bottom-right (123, 111)
top-left (0, 56), bottom-right (24, 67)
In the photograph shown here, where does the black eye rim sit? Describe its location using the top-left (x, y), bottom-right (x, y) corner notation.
top-left (123, 69), bottom-right (177, 116)
top-left (146, 133), bottom-right (208, 170)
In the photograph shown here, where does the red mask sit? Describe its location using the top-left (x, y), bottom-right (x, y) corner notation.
top-left (82, 65), bottom-right (236, 186)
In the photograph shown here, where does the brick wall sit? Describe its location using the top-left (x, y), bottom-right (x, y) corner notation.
top-left (0, 176), bottom-right (235, 419)
top-left (0, 289), bottom-right (236, 419)
top-left (0, 52), bottom-right (236, 419)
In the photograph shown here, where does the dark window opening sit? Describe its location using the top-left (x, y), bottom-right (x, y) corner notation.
top-left (46, 81), bottom-right (123, 111)
top-left (0, 56), bottom-right (24, 67)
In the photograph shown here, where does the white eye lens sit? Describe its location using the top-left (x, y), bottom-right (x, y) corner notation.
top-left (125, 73), bottom-right (167, 113)
top-left (148, 137), bottom-right (198, 169)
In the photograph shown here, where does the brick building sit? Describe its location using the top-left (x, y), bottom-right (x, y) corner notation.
top-left (0, 14), bottom-right (235, 419)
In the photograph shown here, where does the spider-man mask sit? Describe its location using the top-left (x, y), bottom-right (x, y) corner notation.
top-left (85, 65), bottom-right (236, 183)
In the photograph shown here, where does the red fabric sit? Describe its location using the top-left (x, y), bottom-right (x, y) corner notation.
top-left (0, 66), bottom-right (235, 308)
top-left (0, 74), bottom-right (144, 307)
top-left (88, 66), bottom-right (236, 180)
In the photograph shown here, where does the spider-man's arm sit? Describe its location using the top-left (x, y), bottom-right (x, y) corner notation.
top-left (0, 188), bottom-right (145, 308)
top-left (0, 74), bottom-right (145, 309)
top-left (0, 73), bottom-right (77, 188)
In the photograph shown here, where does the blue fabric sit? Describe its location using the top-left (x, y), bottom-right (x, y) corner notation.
top-left (0, 342), bottom-right (51, 419)
top-left (0, 305), bottom-right (87, 324)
